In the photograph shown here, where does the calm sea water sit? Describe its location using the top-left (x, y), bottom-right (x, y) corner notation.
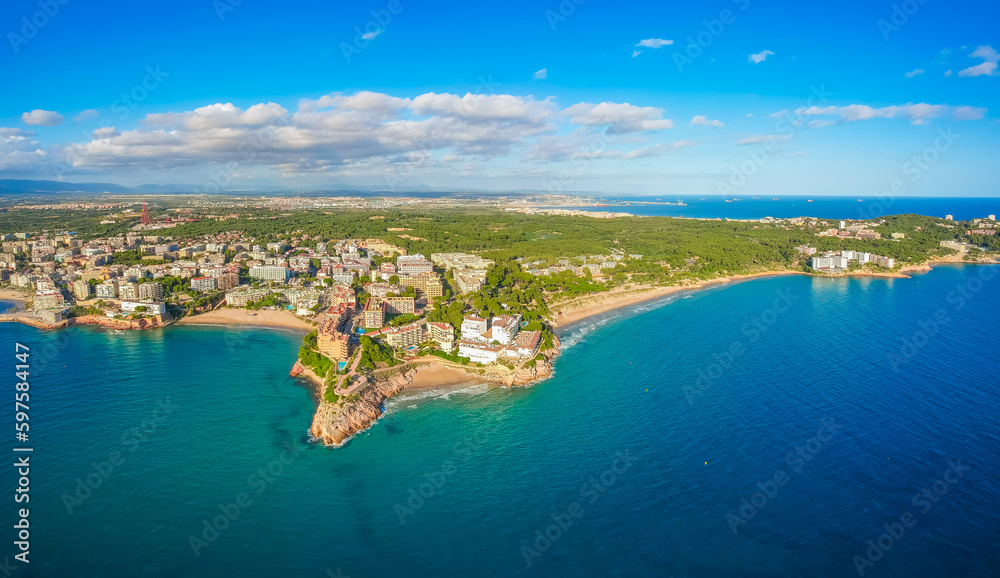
top-left (2, 266), bottom-right (999, 577)
top-left (549, 196), bottom-right (1000, 221)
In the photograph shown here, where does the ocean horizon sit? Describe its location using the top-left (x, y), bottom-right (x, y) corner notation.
top-left (2, 264), bottom-right (998, 577)
top-left (544, 195), bottom-right (1000, 222)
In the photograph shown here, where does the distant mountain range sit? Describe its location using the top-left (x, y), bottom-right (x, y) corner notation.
top-left (0, 179), bottom-right (206, 194)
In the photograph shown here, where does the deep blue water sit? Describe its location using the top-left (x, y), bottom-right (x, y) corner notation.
top-left (2, 266), bottom-right (999, 577)
top-left (548, 196), bottom-right (1000, 221)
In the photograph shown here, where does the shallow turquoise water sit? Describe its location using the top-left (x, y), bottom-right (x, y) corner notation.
top-left (1, 265), bottom-right (998, 577)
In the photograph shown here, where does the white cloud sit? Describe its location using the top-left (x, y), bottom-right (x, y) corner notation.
top-left (562, 102), bottom-right (673, 133)
top-left (528, 131), bottom-right (694, 162)
top-left (790, 102), bottom-right (984, 125)
top-left (91, 127), bottom-right (120, 139)
top-left (53, 92), bottom-right (561, 174)
top-left (533, 68), bottom-right (547, 80)
top-left (0, 127), bottom-right (46, 171)
top-left (636, 38), bottom-right (673, 49)
top-left (632, 50), bottom-right (642, 58)
top-left (748, 50), bottom-right (774, 64)
top-left (958, 45), bottom-right (999, 77)
top-left (361, 29), bottom-right (383, 41)
top-left (953, 105), bottom-right (987, 121)
top-left (17, 92), bottom-right (703, 181)
top-left (625, 140), bottom-right (695, 158)
top-left (691, 115), bottom-right (724, 127)
top-left (790, 151), bottom-right (805, 157)
top-left (738, 134), bottom-right (790, 145)
top-left (145, 102), bottom-right (290, 131)
top-left (411, 92), bottom-right (556, 125)
top-left (945, 70), bottom-right (952, 77)
top-left (73, 109), bottom-right (99, 123)
top-left (905, 68), bottom-right (925, 78)
top-left (21, 109), bottom-right (64, 127)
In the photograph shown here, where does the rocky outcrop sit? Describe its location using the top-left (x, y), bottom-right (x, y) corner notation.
top-left (309, 335), bottom-right (562, 446)
top-left (310, 368), bottom-right (415, 446)
top-left (514, 357), bottom-right (554, 384)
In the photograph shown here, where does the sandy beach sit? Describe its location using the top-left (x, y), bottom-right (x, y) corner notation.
top-left (550, 284), bottom-right (694, 327)
top-left (0, 290), bottom-right (29, 310)
top-left (176, 308), bottom-right (314, 331)
top-left (406, 361), bottom-right (484, 389)
top-left (550, 270), bottom-right (812, 327)
top-left (545, 264), bottom-right (953, 327)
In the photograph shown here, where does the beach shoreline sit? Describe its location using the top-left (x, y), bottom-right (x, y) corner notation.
top-left (549, 270), bottom-right (800, 328)
top-left (175, 308), bottom-right (314, 331)
top-left (0, 290), bottom-right (29, 310)
top-left (548, 259), bottom-right (997, 330)
top-left (406, 361), bottom-right (486, 390)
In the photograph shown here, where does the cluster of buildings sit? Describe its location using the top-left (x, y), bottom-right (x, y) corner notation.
top-left (808, 250), bottom-right (895, 272)
top-left (509, 207), bottom-right (632, 219)
top-left (367, 321), bottom-right (455, 352)
top-left (818, 222), bottom-right (883, 240)
top-left (521, 250), bottom-right (635, 279)
top-left (457, 313), bottom-right (541, 364)
top-left (430, 253), bottom-right (494, 294)
top-left (315, 289), bottom-right (454, 361)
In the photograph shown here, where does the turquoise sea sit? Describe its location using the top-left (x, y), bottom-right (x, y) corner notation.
top-left (2, 266), bottom-right (999, 577)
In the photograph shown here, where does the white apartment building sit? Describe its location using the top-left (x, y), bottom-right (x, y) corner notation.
top-left (460, 315), bottom-right (489, 340)
top-left (249, 265), bottom-right (290, 283)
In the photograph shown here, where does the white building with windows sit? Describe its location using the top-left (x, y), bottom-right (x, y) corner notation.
top-left (460, 315), bottom-right (489, 340)
top-left (95, 282), bottom-right (117, 299)
top-left (491, 314), bottom-right (521, 345)
top-left (249, 265), bottom-right (290, 283)
top-left (120, 301), bottom-right (166, 315)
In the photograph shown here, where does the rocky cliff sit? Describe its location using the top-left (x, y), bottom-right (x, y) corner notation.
top-left (309, 335), bottom-right (561, 446)
top-left (310, 368), bottom-right (415, 446)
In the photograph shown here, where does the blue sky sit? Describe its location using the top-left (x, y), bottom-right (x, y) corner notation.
top-left (0, 0), bottom-right (997, 195)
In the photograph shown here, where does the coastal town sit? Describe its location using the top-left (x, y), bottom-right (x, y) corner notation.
top-left (2, 201), bottom-right (998, 444)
